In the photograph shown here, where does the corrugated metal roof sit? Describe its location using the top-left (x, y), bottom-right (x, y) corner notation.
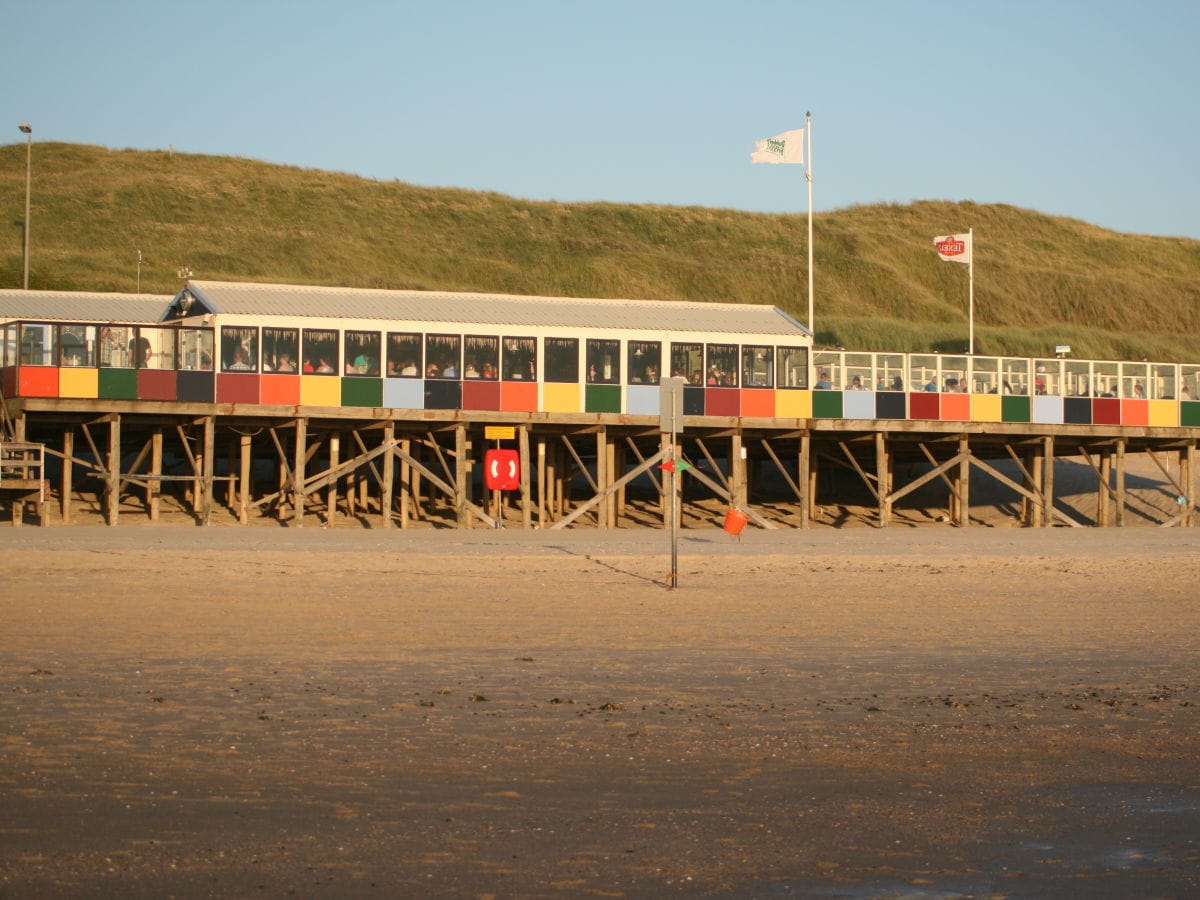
top-left (0, 290), bottom-right (171, 323)
top-left (185, 280), bottom-right (811, 337)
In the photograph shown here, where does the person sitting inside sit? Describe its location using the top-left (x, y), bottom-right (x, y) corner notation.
top-left (849, 375), bottom-right (864, 391)
top-left (316, 357), bottom-right (334, 374)
top-left (226, 348), bottom-right (252, 371)
top-left (815, 369), bottom-right (831, 390)
top-left (275, 353), bottom-right (295, 373)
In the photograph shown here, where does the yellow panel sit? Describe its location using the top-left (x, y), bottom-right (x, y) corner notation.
top-left (58, 367), bottom-right (99, 398)
top-left (300, 375), bottom-right (342, 407)
top-left (971, 393), bottom-right (1002, 422)
top-left (1148, 399), bottom-right (1178, 427)
top-left (774, 389), bottom-right (812, 419)
top-left (542, 382), bottom-right (579, 413)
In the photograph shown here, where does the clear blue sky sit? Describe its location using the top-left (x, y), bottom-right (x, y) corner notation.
top-left (4, 0), bottom-right (1198, 239)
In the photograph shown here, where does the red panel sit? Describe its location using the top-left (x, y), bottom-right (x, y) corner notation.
top-left (260, 374), bottom-right (301, 406)
top-left (739, 389), bottom-right (775, 418)
top-left (909, 391), bottom-right (940, 420)
top-left (216, 373), bottom-right (261, 404)
top-left (1120, 398), bottom-right (1149, 426)
top-left (500, 381), bottom-right (538, 413)
top-left (17, 366), bottom-right (59, 398)
top-left (1092, 397), bottom-right (1121, 425)
top-left (137, 369), bottom-right (177, 401)
top-left (462, 380), bottom-right (501, 411)
top-left (705, 387), bottom-right (740, 417)
top-left (2, 367), bottom-right (15, 397)
top-left (940, 392), bottom-right (971, 421)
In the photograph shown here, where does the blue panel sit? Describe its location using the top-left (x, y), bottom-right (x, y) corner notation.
top-left (842, 390), bottom-right (875, 419)
top-left (1033, 395), bottom-right (1064, 424)
top-left (626, 385), bottom-right (659, 415)
top-left (384, 378), bottom-right (424, 410)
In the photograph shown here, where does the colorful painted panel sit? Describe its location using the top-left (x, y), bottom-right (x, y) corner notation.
top-left (217, 374), bottom-right (260, 405)
top-left (1092, 397), bottom-right (1120, 425)
top-left (1120, 399), bottom-right (1149, 426)
top-left (1148, 399), bottom-right (1178, 427)
top-left (424, 380), bottom-right (462, 410)
top-left (1063, 397), bottom-right (1092, 425)
top-left (1033, 396), bottom-right (1064, 424)
top-left (705, 387), bottom-right (740, 417)
top-left (260, 374), bottom-right (301, 406)
top-left (300, 375), bottom-right (341, 407)
top-left (811, 390), bottom-right (843, 419)
top-left (940, 393), bottom-right (971, 422)
top-left (543, 383), bottom-right (581, 413)
top-left (383, 379), bottom-right (424, 410)
top-left (626, 385), bottom-right (660, 416)
top-left (342, 377), bottom-right (383, 408)
top-left (177, 372), bottom-right (215, 403)
top-left (1001, 395), bottom-right (1031, 423)
top-left (137, 369), bottom-right (177, 401)
top-left (841, 391), bottom-right (874, 420)
top-left (585, 384), bottom-right (621, 414)
top-left (462, 380), bottom-right (501, 411)
top-left (17, 366), bottom-right (58, 398)
top-left (908, 392), bottom-right (939, 420)
top-left (683, 386), bottom-right (705, 416)
top-left (875, 392), bottom-right (906, 420)
top-left (740, 389), bottom-right (775, 418)
top-left (98, 368), bottom-right (137, 400)
top-left (501, 382), bottom-right (538, 413)
top-left (59, 367), bottom-right (99, 399)
top-left (1181, 401), bottom-right (1200, 427)
top-left (774, 390), bottom-right (812, 419)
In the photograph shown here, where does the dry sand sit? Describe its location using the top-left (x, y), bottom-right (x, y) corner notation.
top-left (2, 525), bottom-right (1199, 898)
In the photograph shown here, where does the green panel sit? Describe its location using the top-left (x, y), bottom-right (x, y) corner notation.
top-left (811, 389), bottom-right (843, 419)
top-left (98, 367), bottom-right (137, 400)
top-left (1001, 394), bottom-right (1031, 423)
top-left (341, 377), bottom-right (382, 408)
top-left (585, 384), bottom-right (622, 413)
top-left (1181, 401), bottom-right (1200, 427)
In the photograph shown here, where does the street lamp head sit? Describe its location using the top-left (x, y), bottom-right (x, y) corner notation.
top-left (18, 123), bottom-right (32, 134)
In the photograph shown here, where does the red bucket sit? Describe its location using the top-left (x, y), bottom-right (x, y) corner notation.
top-left (723, 507), bottom-right (749, 537)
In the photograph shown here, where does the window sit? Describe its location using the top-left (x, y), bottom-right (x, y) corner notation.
top-left (58, 325), bottom-right (95, 367)
top-left (99, 326), bottom-right (132, 368)
top-left (625, 340), bottom-right (661, 385)
top-left (221, 326), bottom-right (258, 372)
top-left (671, 342), bottom-right (703, 385)
top-left (302, 328), bottom-right (338, 375)
top-left (742, 345), bottom-right (774, 388)
top-left (19, 323), bottom-right (55, 367)
top-left (706, 343), bottom-right (738, 387)
top-left (386, 332), bottom-right (422, 378)
top-left (135, 326), bottom-right (175, 370)
top-left (776, 346), bottom-right (809, 389)
top-left (465, 335), bottom-right (499, 380)
top-left (180, 328), bottom-right (215, 371)
top-left (263, 327), bottom-right (299, 374)
top-left (425, 334), bottom-right (461, 379)
top-left (544, 337), bottom-right (579, 383)
top-left (502, 336), bottom-right (536, 381)
top-left (344, 330), bottom-right (381, 376)
top-left (586, 339), bottom-right (619, 384)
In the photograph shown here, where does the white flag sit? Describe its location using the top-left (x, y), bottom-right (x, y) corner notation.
top-left (751, 129), bottom-right (805, 165)
top-left (934, 232), bottom-right (971, 264)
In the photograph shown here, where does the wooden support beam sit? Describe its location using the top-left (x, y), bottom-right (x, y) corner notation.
top-left (150, 429), bottom-right (163, 522)
top-left (1042, 436), bottom-right (1054, 528)
top-left (327, 432), bottom-right (340, 528)
top-left (455, 424), bottom-right (468, 527)
top-left (519, 425), bottom-right (531, 530)
top-left (61, 429), bottom-right (74, 525)
top-left (106, 414), bottom-right (120, 526)
top-left (201, 416), bottom-right (215, 526)
top-left (381, 422), bottom-right (395, 529)
top-left (801, 432), bottom-right (812, 529)
top-left (958, 435), bottom-right (970, 528)
top-left (1115, 439), bottom-right (1125, 528)
top-left (239, 432), bottom-right (251, 525)
top-left (293, 418), bottom-right (307, 527)
top-left (877, 431), bottom-right (890, 527)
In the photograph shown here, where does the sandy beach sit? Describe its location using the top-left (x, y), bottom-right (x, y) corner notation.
top-left (2, 525), bottom-right (1198, 897)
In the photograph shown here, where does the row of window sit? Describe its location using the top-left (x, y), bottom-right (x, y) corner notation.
top-left (2, 322), bottom-right (812, 389)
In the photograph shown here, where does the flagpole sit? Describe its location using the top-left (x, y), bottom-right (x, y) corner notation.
top-left (968, 226), bottom-right (974, 355)
top-left (805, 111), bottom-right (814, 334)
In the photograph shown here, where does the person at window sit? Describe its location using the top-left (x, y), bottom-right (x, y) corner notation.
top-left (924, 378), bottom-right (938, 392)
top-left (482, 362), bottom-right (496, 380)
top-left (1182, 385), bottom-right (1193, 401)
top-left (891, 375), bottom-right (904, 391)
top-left (400, 360), bottom-right (418, 376)
top-left (815, 369), bottom-right (831, 390)
top-left (464, 361), bottom-right (480, 378)
top-left (275, 353), bottom-right (296, 373)
top-left (130, 335), bottom-right (153, 368)
top-left (443, 361), bottom-right (458, 378)
top-left (849, 375), bottom-right (864, 390)
top-left (200, 350), bottom-right (213, 370)
top-left (227, 348), bottom-right (252, 371)
top-left (1133, 383), bottom-right (1146, 399)
top-left (316, 357), bottom-right (334, 374)
top-left (426, 362), bottom-right (440, 377)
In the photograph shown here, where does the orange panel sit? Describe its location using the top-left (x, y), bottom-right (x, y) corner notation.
top-left (260, 374), bottom-right (301, 405)
top-left (940, 392), bottom-right (971, 421)
top-left (501, 381), bottom-right (538, 413)
top-left (17, 366), bottom-right (58, 398)
top-left (1120, 398), bottom-right (1149, 426)
top-left (739, 389), bottom-right (775, 418)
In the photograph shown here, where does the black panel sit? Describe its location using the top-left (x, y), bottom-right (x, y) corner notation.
top-left (683, 386), bottom-right (705, 416)
top-left (1064, 396), bottom-right (1091, 424)
top-left (875, 391), bottom-right (907, 420)
top-left (177, 371), bottom-right (215, 403)
top-left (424, 379), bottom-right (462, 410)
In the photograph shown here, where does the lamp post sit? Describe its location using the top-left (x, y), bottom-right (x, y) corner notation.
top-left (18, 123), bottom-right (31, 290)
